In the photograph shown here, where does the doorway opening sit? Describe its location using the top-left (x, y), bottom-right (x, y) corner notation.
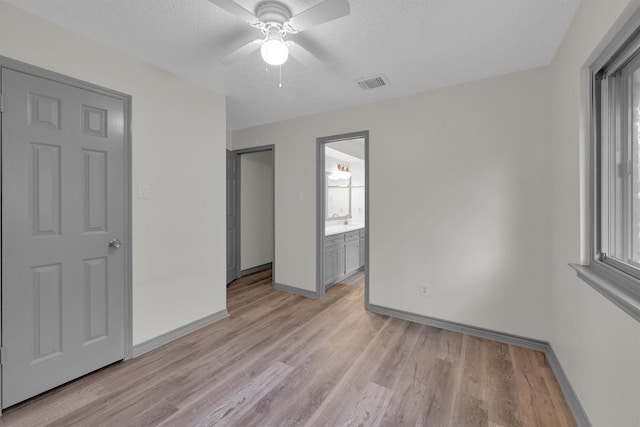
top-left (227, 145), bottom-right (275, 286)
top-left (316, 131), bottom-right (369, 305)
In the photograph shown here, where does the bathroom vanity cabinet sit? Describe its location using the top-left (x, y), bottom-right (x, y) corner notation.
top-left (323, 227), bottom-right (365, 288)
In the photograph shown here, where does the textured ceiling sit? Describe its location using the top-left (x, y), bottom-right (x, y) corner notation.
top-left (4, 0), bottom-right (581, 130)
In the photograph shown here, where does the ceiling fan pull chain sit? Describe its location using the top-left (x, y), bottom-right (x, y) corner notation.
top-left (279, 65), bottom-right (282, 88)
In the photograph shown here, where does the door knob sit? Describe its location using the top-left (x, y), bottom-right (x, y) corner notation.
top-left (109, 239), bottom-right (122, 249)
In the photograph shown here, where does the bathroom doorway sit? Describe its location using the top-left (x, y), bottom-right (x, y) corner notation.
top-left (316, 131), bottom-right (369, 305)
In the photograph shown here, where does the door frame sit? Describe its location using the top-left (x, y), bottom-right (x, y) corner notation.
top-left (226, 150), bottom-right (240, 284)
top-left (231, 145), bottom-right (276, 286)
top-left (0, 57), bottom-right (134, 407)
top-left (316, 131), bottom-right (369, 306)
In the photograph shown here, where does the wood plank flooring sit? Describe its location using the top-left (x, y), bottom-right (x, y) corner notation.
top-left (0, 269), bottom-right (576, 426)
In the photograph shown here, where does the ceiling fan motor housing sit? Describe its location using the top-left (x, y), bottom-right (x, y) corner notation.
top-left (256, 2), bottom-right (291, 26)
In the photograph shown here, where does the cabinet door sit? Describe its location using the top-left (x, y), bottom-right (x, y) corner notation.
top-left (324, 241), bottom-right (345, 287)
top-left (335, 244), bottom-right (345, 281)
top-left (345, 239), bottom-right (360, 274)
top-left (323, 245), bottom-right (336, 286)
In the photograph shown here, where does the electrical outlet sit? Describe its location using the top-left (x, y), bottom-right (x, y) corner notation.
top-left (420, 284), bottom-right (430, 297)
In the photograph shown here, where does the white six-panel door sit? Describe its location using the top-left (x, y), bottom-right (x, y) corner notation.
top-left (1, 68), bottom-right (126, 408)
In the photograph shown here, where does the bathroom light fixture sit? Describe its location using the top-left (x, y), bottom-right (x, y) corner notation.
top-left (260, 26), bottom-right (288, 65)
top-left (337, 163), bottom-right (350, 173)
top-left (328, 163), bottom-right (351, 180)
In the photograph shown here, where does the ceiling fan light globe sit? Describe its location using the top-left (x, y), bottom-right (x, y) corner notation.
top-left (261, 38), bottom-right (288, 65)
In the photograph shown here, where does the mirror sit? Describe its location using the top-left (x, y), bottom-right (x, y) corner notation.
top-left (325, 139), bottom-right (365, 223)
top-left (326, 174), bottom-right (351, 219)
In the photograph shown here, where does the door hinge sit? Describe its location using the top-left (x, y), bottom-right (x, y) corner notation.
top-left (0, 93), bottom-right (4, 113)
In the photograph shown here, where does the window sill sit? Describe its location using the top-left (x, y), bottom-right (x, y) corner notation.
top-left (569, 262), bottom-right (640, 323)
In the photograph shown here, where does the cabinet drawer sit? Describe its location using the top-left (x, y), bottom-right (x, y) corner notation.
top-left (345, 231), bottom-right (360, 242)
top-left (324, 235), bottom-right (344, 247)
top-left (359, 229), bottom-right (365, 238)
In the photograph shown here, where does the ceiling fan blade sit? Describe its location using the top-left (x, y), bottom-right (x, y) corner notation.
top-left (287, 41), bottom-right (325, 70)
top-left (220, 39), bottom-right (263, 63)
top-left (208, 0), bottom-right (260, 25)
top-left (286, 0), bottom-right (350, 31)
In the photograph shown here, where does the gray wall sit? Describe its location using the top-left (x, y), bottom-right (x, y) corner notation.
top-left (549, 0), bottom-right (640, 425)
top-left (231, 67), bottom-right (553, 342)
top-left (0, 2), bottom-right (228, 345)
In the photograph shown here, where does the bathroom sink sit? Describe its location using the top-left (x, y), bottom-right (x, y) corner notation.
top-left (325, 223), bottom-right (365, 236)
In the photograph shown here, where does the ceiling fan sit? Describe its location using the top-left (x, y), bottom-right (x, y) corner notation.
top-left (208, 0), bottom-right (350, 67)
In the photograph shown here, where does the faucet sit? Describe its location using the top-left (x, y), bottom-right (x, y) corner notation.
top-left (343, 214), bottom-right (351, 225)
top-left (332, 213), bottom-right (340, 218)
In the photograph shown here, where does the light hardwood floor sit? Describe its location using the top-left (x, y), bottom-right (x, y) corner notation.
top-left (0, 269), bottom-right (575, 426)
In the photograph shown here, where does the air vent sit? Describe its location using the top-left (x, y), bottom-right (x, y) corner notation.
top-left (355, 74), bottom-right (390, 90)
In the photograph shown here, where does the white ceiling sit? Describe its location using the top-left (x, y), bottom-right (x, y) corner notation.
top-left (327, 138), bottom-right (364, 160)
top-left (4, 0), bottom-right (581, 130)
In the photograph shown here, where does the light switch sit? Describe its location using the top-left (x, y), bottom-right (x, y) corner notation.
top-left (138, 183), bottom-right (152, 199)
top-left (298, 190), bottom-right (304, 201)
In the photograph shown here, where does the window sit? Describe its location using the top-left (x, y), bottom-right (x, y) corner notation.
top-left (575, 12), bottom-right (640, 322)
top-left (597, 43), bottom-right (640, 277)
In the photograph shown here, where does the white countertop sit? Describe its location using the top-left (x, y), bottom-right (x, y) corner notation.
top-left (325, 223), bottom-right (365, 236)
